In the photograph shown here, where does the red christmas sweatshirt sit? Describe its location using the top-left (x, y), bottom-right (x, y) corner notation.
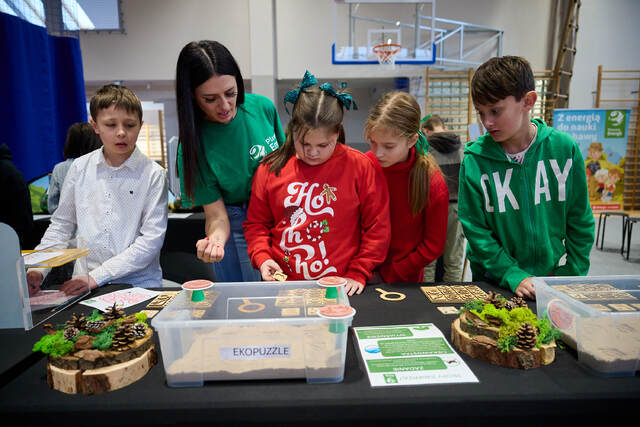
top-left (245, 144), bottom-right (391, 284)
top-left (366, 147), bottom-right (449, 282)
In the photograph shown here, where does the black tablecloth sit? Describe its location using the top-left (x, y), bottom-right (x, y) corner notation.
top-left (0, 282), bottom-right (638, 426)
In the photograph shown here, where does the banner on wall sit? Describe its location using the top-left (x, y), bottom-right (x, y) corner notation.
top-left (553, 109), bottom-right (630, 211)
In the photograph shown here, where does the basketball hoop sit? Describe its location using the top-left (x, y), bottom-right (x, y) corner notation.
top-left (373, 43), bottom-right (402, 68)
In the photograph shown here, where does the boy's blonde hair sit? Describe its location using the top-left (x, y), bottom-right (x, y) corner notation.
top-left (264, 86), bottom-right (345, 176)
top-left (89, 84), bottom-right (143, 123)
top-left (365, 91), bottom-right (439, 215)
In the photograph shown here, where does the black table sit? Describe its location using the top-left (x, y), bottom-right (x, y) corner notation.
top-left (1, 282), bottom-right (638, 426)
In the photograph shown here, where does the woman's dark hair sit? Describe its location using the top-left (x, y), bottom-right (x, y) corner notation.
top-left (63, 122), bottom-right (102, 159)
top-left (263, 87), bottom-right (346, 176)
top-left (175, 40), bottom-right (245, 199)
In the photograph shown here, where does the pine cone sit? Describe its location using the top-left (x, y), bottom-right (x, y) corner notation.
top-left (483, 291), bottom-right (506, 309)
top-left (65, 313), bottom-right (87, 330)
top-left (503, 300), bottom-right (516, 311)
top-left (132, 323), bottom-right (147, 339)
top-left (111, 323), bottom-right (136, 351)
top-left (510, 296), bottom-right (528, 309)
top-left (516, 322), bottom-right (537, 350)
top-left (103, 303), bottom-right (126, 321)
top-left (63, 326), bottom-right (79, 341)
top-left (86, 320), bottom-right (107, 334)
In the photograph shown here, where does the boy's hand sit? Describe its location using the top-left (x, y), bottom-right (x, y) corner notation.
top-left (259, 259), bottom-right (282, 281)
top-left (344, 278), bottom-right (365, 296)
top-left (26, 270), bottom-right (44, 296)
top-left (515, 277), bottom-right (536, 300)
top-left (60, 275), bottom-right (98, 295)
top-left (196, 237), bottom-right (225, 263)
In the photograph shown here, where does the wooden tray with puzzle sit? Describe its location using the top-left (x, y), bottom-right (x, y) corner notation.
top-left (421, 285), bottom-right (488, 303)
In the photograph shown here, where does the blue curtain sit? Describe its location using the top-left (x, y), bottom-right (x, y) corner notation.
top-left (0, 12), bottom-right (87, 182)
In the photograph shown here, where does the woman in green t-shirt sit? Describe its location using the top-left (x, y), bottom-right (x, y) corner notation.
top-left (175, 40), bottom-right (285, 282)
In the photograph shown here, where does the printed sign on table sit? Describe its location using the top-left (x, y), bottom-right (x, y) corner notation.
top-left (553, 109), bottom-right (630, 210)
top-left (353, 324), bottom-right (478, 387)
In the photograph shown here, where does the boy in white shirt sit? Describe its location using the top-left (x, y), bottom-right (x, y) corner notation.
top-left (27, 84), bottom-right (168, 295)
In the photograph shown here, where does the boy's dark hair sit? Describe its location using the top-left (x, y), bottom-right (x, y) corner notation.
top-left (471, 56), bottom-right (535, 105)
top-left (423, 114), bottom-right (445, 132)
top-left (89, 84), bottom-right (143, 122)
top-left (63, 122), bottom-right (102, 159)
top-left (175, 40), bottom-right (246, 200)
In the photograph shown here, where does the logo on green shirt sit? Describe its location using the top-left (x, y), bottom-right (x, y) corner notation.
top-left (249, 144), bottom-right (267, 161)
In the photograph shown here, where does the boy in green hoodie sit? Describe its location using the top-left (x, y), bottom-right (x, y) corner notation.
top-left (458, 56), bottom-right (594, 299)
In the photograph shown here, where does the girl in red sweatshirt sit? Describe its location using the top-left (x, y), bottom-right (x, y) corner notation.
top-left (365, 91), bottom-right (448, 283)
top-left (244, 71), bottom-right (391, 295)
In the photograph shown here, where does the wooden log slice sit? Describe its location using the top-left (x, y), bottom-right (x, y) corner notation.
top-left (47, 345), bottom-right (157, 395)
top-left (451, 318), bottom-right (555, 370)
top-left (458, 311), bottom-right (500, 341)
top-left (49, 328), bottom-right (154, 370)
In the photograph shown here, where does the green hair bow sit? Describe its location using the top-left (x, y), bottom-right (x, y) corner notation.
top-left (416, 130), bottom-right (430, 155)
top-left (318, 82), bottom-right (357, 111)
top-left (283, 70), bottom-right (357, 114)
top-left (283, 70), bottom-right (317, 113)
top-left (420, 114), bottom-right (432, 126)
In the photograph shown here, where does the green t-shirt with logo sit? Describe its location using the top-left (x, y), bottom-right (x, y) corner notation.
top-left (178, 93), bottom-right (285, 206)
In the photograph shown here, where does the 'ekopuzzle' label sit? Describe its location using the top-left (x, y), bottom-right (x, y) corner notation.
top-left (219, 344), bottom-right (291, 360)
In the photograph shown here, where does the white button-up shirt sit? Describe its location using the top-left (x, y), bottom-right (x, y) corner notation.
top-left (36, 147), bottom-right (168, 287)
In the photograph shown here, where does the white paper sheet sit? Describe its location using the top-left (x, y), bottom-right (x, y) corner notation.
top-left (80, 287), bottom-right (161, 311)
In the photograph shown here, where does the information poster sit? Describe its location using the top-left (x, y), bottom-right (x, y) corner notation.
top-left (353, 324), bottom-right (478, 387)
top-left (553, 109), bottom-right (630, 210)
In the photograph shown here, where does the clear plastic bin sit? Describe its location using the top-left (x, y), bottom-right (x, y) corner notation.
top-left (151, 281), bottom-right (353, 387)
top-left (534, 275), bottom-right (640, 376)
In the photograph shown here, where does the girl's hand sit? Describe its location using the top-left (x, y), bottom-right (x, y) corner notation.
top-left (515, 277), bottom-right (536, 300)
top-left (344, 278), bottom-right (365, 296)
top-left (196, 237), bottom-right (225, 263)
top-left (259, 259), bottom-right (283, 281)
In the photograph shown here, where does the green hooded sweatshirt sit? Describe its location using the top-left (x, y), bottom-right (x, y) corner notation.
top-left (458, 118), bottom-right (595, 292)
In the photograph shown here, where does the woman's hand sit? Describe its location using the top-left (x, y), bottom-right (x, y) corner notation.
top-left (196, 237), bottom-right (225, 263)
top-left (259, 259), bottom-right (283, 281)
top-left (344, 278), bottom-right (365, 296)
top-left (199, 199), bottom-right (230, 263)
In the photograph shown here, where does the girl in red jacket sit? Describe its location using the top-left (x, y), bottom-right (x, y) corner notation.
top-left (365, 91), bottom-right (448, 283)
top-left (244, 71), bottom-right (391, 295)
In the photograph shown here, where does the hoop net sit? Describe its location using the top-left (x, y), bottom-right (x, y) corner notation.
top-left (373, 43), bottom-right (402, 67)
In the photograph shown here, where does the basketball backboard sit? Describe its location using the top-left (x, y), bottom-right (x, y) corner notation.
top-left (332, 0), bottom-right (436, 65)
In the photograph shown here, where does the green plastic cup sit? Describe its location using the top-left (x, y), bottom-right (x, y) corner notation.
top-left (191, 289), bottom-right (205, 302)
top-left (324, 286), bottom-right (338, 299)
top-left (328, 319), bottom-right (345, 334)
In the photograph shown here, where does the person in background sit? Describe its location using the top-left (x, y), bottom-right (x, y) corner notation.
top-left (48, 122), bottom-right (102, 213)
top-left (0, 143), bottom-right (33, 249)
top-left (175, 40), bottom-right (285, 282)
top-left (421, 114), bottom-right (466, 282)
top-left (365, 92), bottom-right (448, 283)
